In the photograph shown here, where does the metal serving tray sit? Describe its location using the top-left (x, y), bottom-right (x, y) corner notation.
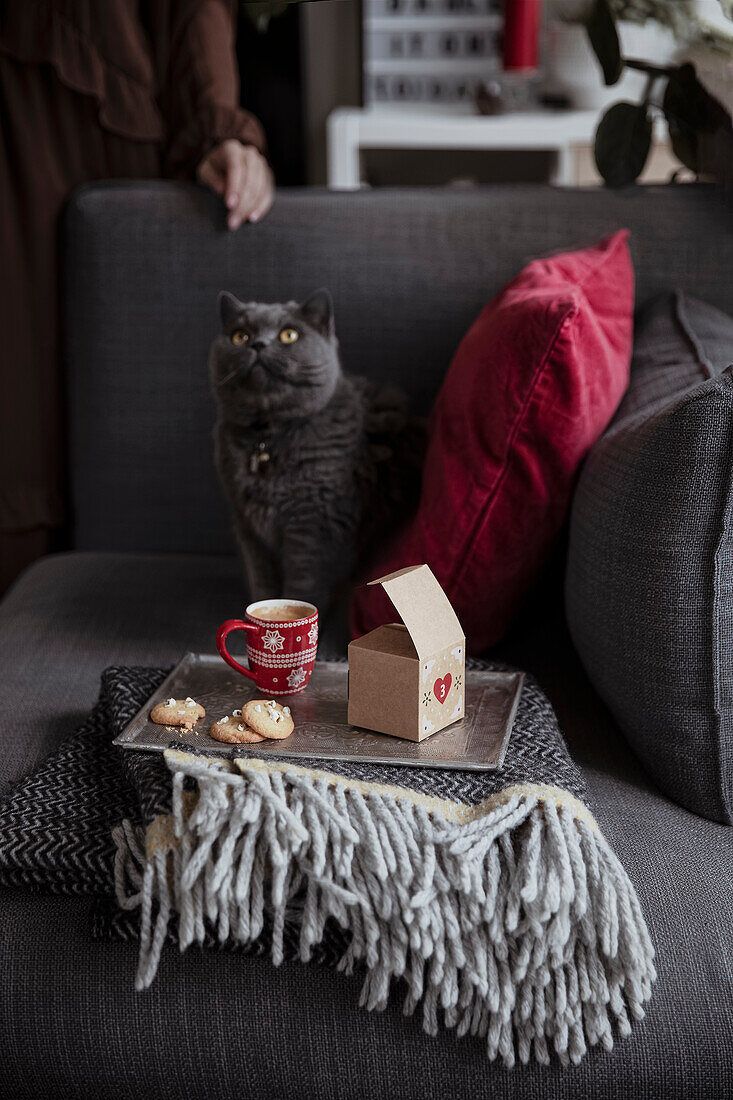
top-left (114, 654), bottom-right (524, 773)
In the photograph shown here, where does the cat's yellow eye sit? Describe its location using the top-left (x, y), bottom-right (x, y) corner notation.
top-left (279, 328), bottom-right (299, 344)
top-left (231, 330), bottom-right (249, 346)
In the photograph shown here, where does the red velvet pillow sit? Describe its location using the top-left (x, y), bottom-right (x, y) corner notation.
top-left (351, 230), bottom-right (634, 652)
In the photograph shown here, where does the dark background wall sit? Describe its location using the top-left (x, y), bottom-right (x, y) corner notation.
top-left (237, 4), bottom-right (307, 185)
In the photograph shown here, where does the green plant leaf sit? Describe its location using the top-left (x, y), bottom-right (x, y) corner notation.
top-left (586, 0), bottom-right (623, 86)
top-left (663, 74), bottom-right (699, 172)
top-left (663, 63), bottom-right (733, 173)
top-left (594, 101), bottom-right (652, 187)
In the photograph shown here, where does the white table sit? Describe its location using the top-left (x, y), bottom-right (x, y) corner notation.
top-left (327, 106), bottom-right (662, 189)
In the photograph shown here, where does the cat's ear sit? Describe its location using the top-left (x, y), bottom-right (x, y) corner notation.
top-left (218, 291), bottom-right (242, 330)
top-left (300, 289), bottom-right (334, 339)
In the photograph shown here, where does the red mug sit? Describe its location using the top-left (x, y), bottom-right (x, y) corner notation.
top-left (216, 599), bottom-right (319, 696)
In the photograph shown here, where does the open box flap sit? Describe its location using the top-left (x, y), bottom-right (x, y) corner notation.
top-left (368, 564), bottom-right (464, 659)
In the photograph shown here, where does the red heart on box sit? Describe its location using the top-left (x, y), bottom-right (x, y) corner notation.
top-left (433, 674), bottom-right (452, 704)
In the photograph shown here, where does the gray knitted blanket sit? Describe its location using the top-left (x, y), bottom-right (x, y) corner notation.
top-left (0, 664), bottom-right (655, 1067)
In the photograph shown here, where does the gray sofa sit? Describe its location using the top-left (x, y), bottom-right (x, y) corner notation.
top-left (1, 184), bottom-right (732, 1099)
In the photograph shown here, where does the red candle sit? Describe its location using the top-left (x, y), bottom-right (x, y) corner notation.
top-left (503, 0), bottom-right (542, 72)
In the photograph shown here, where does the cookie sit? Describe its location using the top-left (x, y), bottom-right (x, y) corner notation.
top-left (150, 697), bottom-right (205, 730)
top-left (243, 699), bottom-right (294, 740)
top-left (209, 714), bottom-right (265, 744)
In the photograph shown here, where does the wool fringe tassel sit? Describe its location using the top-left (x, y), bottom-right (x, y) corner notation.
top-left (113, 756), bottom-right (656, 1067)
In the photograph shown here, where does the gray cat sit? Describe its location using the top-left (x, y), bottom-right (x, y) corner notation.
top-left (209, 288), bottom-right (424, 613)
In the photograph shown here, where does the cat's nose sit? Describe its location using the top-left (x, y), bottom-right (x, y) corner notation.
top-left (251, 339), bottom-right (267, 351)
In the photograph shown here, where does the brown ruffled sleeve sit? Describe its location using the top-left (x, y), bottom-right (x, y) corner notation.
top-left (147, 0), bottom-right (267, 179)
top-left (0, 0), bottom-right (165, 143)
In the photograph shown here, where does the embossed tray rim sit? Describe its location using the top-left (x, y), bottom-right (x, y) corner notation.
top-left (113, 654), bottom-right (524, 772)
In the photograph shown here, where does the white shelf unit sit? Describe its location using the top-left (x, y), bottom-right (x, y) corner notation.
top-left (326, 106), bottom-right (669, 188)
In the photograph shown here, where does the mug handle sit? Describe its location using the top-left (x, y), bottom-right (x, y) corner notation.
top-left (216, 619), bottom-right (260, 681)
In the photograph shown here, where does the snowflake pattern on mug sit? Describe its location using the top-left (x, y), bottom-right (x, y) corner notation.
top-left (261, 628), bottom-right (285, 653)
top-left (307, 623), bottom-right (318, 646)
top-left (287, 666), bottom-right (307, 689)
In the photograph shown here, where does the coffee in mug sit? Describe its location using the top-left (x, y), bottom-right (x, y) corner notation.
top-left (249, 602), bottom-right (313, 623)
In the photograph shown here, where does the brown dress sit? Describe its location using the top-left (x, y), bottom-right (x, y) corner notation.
top-left (0, 1), bottom-right (266, 589)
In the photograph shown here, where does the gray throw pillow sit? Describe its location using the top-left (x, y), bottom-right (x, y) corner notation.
top-left (566, 292), bottom-right (733, 825)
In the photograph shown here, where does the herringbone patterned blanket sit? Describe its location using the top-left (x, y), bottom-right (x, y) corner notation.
top-left (0, 663), bottom-right (655, 1067)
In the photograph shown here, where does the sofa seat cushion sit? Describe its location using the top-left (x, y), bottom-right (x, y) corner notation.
top-left (2, 856), bottom-right (732, 1100)
top-left (1, 551), bottom-right (731, 1097)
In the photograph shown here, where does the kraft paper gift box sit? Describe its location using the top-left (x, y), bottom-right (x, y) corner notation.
top-left (348, 564), bottom-right (466, 742)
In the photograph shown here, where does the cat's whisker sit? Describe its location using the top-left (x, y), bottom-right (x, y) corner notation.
top-left (257, 363), bottom-right (319, 388)
top-left (216, 364), bottom-right (248, 387)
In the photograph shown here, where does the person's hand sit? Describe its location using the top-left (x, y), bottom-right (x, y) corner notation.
top-left (197, 140), bottom-right (274, 229)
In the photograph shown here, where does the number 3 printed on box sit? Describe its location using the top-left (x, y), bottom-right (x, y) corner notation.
top-left (433, 673), bottom-right (452, 704)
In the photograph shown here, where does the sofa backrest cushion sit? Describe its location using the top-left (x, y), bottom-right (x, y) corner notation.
top-left (351, 230), bottom-right (634, 653)
top-left (63, 183), bottom-right (731, 555)
top-left (566, 292), bottom-right (733, 825)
